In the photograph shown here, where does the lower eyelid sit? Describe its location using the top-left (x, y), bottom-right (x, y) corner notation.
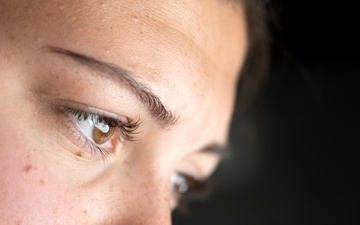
top-left (60, 112), bottom-right (115, 159)
top-left (62, 117), bottom-right (98, 157)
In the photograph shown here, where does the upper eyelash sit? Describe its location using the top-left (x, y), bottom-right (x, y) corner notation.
top-left (64, 107), bottom-right (141, 141)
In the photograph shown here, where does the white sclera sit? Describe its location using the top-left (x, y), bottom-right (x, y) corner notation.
top-left (75, 114), bottom-right (95, 141)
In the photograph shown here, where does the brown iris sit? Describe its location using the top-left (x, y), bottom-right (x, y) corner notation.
top-left (93, 125), bottom-right (115, 144)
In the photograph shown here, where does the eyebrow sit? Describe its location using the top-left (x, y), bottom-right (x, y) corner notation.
top-left (201, 143), bottom-right (230, 159)
top-left (47, 46), bottom-right (178, 128)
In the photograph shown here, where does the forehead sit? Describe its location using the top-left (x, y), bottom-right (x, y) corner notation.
top-left (2, 0), bottom-right (247, 144)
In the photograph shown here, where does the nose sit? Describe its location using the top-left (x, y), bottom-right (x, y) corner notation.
top-left (107, 166), bottom-right (173, 225)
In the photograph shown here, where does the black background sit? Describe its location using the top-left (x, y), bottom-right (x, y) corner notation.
top-left (173, 1), bottom-right (359, 224)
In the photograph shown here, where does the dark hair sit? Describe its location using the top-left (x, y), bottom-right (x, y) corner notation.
top-left (237, 0), bottom-right (272, 109)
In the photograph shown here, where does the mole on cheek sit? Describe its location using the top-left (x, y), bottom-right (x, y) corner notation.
top-left (75, 151), bottom-right (84, 157)
top-left (22, 164), bottom-right (33, 173)
top-left (22, 163), bottom-right (37, 174)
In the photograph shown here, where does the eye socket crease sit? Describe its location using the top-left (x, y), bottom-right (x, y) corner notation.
top-left (46, 46), bottom-right (179, 128)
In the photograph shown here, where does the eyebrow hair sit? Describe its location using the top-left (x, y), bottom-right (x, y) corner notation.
top-left (47, 46), bottom-right (178, 128)
top-left (201, 143), bottom-right (230, 159)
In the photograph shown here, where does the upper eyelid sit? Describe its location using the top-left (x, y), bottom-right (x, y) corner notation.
top-left (64, 107), bottom-right (126, 126)
top-left (54, 98), bottom-right (131, 122)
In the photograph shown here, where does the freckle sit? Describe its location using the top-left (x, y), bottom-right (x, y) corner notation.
top-left (39, 179), bottom-right (45, 186)
top-left (75, 151), bottom-right (84, 157)
top-left (83, 209), bottom-right (87, 216)
top-left (26, 7), bottom-right (33, 13)
top-left (9, 35), bottom-right (15, 41)
top-left (131, 15), bottom-right (140, 22)
top-left (23, 164), bottom-right (32, 173)
top-left (163, 195), bottom-right (170, 203)
top-left (15, 220), bottom-right (22, 225)
top-left (35, 36), bottom-right (43, 43)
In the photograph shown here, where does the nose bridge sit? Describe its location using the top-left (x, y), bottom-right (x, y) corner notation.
top-left (134, 174), bottom-right (172, 225)
top-left (108, 164), bottom-right (173, 225)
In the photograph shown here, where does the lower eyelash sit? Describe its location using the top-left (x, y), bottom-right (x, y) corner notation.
top-left (65, 117), bottom-right (116, 161)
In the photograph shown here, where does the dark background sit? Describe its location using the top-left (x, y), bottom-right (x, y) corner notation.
top-left (173, 1), bottom-right (359, 224)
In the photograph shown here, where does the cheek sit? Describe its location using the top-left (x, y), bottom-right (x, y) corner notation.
top-left (0, 127), bottom-right (87, 224)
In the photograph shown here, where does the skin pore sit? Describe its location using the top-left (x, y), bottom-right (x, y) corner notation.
top-left (0, 0), bottom-right (247, 224)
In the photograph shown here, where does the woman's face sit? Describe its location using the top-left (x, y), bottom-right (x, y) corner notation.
top-left (0, 0), bottom-right (247, 224)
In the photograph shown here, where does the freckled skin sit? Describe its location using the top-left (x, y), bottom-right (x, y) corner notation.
top-left (0, 0), bottom-right (247, 224)
top-left (22, 164), bottom-right (33, 173)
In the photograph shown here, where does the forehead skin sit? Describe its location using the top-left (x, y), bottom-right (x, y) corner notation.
top-left (1, 0), bottom-right (247, 148)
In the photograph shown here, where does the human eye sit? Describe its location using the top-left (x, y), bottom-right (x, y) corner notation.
top-left (60, 105), bottom-right (140, 161)
top-left (171, 172), bottom-right (211, 210)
